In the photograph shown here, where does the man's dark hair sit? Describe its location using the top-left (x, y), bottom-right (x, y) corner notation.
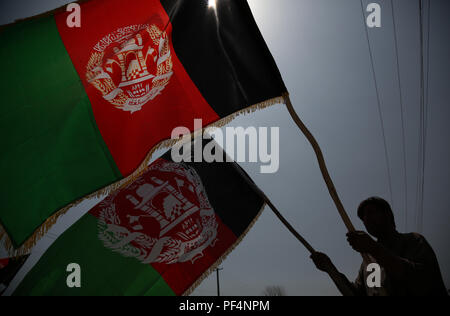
top-left (357, 197), bottom-right (396, 229)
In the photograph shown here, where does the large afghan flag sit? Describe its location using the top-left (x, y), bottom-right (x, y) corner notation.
top-left (11, 140), bottom-right (265, 296)
top-left (0, 0), bottom-right (286, 250)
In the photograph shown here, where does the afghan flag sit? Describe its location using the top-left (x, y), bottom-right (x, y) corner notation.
top-left (11, 139), bottom-right (265, 296)
top-left (0, 0), bottom-right (286, 251)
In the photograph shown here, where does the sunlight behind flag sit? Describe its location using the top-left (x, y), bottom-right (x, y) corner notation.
top-left (208, 0), bottom-right (216, 10)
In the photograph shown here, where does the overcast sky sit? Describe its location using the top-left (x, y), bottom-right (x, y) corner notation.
top-left (1, 0), bottom-right (449, 296)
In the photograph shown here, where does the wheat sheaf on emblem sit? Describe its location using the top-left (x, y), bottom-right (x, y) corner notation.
top-left (86, 24), bottom-right (173, 113)
top-left (97, 161), bottom-right (219, 265)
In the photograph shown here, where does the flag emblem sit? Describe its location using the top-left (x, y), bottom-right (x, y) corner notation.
top-left (97, 159), bottom-right (218, 265)
top-left (86, 23), bottom-right (173, 113)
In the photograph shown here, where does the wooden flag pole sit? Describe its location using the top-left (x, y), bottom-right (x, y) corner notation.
top-left (230, 162), bottom-right (315, 254)
top-left (232, 161), bottom-right (361, 296)
top-left (283, 93), bottom-right (356, 233)
top-left (283, 94), bottom-right (372, 263)
top-left (263, 193), bottom-right (316, 254)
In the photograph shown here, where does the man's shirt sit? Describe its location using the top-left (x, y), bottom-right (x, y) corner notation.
top-left (353, 232), bottom-right (447, 296)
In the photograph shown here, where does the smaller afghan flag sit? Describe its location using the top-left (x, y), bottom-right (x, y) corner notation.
top-left (12, 140), bottom-right (265, 296)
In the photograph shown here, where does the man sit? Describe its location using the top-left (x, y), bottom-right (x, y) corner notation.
top-left (311, 197), bottom-right (448, 296)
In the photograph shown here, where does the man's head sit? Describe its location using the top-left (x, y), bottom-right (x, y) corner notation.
top-left (357, 197), bottom-right (396, 239)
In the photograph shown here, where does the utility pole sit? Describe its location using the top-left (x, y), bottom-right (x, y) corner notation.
top-left (215, 267), bottom-right (223, 296)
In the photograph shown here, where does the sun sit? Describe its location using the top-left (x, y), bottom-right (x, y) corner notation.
top-left (208, 0), bottom-right (216, 10)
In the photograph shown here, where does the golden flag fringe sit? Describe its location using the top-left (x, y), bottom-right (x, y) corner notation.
top-left (2, 92), bottom-right (361, 259)
top-left (0, 96), bottom-right (285, 256)
top-left (182, 202), bottom-right (267, 296)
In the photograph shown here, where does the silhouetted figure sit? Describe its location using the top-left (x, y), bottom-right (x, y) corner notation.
top-left (311, 197), bottom-right (448, 296)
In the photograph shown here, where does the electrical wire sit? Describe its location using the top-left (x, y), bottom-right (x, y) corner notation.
top-left (360, 0), bottom-right (395, 207)
top-left (390, 0), bottom-right (409, 232)
top-left (416, 0), bottom-right (431, 233)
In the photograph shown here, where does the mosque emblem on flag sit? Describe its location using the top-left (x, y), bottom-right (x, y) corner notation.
top-left (86, 24), bottom-right (173, 113)
top-left (97, 160), bottom-right (219, 265)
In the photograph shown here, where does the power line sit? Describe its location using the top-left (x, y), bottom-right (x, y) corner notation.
top-left (416, 0), bottom-right (424, 233)
top-left (416, 0), bottom-right (431, 233)
top-left (390, 0), bottom-right (409, 232)
top-left (215, 267), bottom-right (223, 296)
top-left (424, 0), bottom-right (431, 146)
top-left (359, 0), bottom-right (395, 207)
top-left (422, 0), bottom-right (431, 233)
top-left (424, 1), bottom-right (431, 194)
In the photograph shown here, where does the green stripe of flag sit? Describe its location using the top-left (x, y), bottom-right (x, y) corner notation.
top-left (13, 213), bottom-right (175, 296)
top-left (0, 16), bottom-right (122, 247)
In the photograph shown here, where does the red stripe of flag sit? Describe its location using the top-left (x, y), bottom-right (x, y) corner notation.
top-left (55, 0), bottom-right (220, 176)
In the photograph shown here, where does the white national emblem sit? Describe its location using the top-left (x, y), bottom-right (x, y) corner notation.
top-left (97, 160), bottom-right (219, 265)
top-left (86, 24), bottom-right (173, 113)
